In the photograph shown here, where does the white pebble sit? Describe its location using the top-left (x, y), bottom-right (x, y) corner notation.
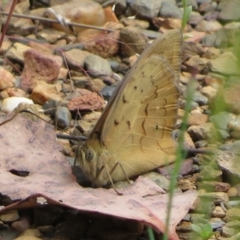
top-left (1, 97), bottom-right (33, 113)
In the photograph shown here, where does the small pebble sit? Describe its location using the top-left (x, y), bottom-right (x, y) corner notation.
top-left (1, 97), bottom-right (33, 113)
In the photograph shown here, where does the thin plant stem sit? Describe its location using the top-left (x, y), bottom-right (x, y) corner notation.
top-left (163, 80), bottom-right (195, 240)
top-left (147, 227), bottom-right (155, 240)
top-left (0, 0), bottom-right (18, 49)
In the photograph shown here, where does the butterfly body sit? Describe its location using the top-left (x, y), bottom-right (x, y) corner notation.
top-left (77, 29), bottom-right (183, 187)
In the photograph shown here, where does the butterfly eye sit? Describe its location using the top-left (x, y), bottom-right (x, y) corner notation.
top-left (85, 148), bottom-right (95, 161)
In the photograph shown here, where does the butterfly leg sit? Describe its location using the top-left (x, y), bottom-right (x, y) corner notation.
top-left (110, 162), bottom-right (131, 184)
top-left (96, 163), bottom-right (123, 195)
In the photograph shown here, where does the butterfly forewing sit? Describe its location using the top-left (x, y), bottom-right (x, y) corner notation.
top-left (80, 29), bottom-right (183, 185)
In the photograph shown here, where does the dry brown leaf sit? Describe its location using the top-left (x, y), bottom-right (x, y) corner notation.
top-left (0, 112), bottom-right (197, 240)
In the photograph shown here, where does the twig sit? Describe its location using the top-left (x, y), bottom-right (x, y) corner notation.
top-left (56, 134), bottom-right (87, 141)
top-left (0, 1), bottom-right (18, 49)
top-left (0, 11), bottom-right (115, 33)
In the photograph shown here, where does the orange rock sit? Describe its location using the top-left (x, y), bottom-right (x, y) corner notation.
top-left (28, 41), bottom-right (53, 54)
top-left (104, 6), bottom-right (119, 23)
top-left (78, 27), bottom-right (121, 58)
top-left (188, 112), bottom-right (209, 126)
top-left (0, 68), bottom-right (15, 90)
top-left (153, 17), bottom-right (183, 32)
top-left (184, 30), bottom-right (206, 43)
top-left (7, 88), bottom-right (27, 98)
top-left (44, 0), bottom-right (105, 33)
top-left (21, 49), bottom-right (62, 91)
top-left (68, 90), bottom-right (104, 111)
top-left (31, 81), bottom-right (62, 105)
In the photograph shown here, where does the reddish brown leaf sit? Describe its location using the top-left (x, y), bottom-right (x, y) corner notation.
top-left (0, 112), bottom-right (197, 240)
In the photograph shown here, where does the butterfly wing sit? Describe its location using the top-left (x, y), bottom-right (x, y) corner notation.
top-left (82, 29), bottom-right (182, 185)
top-left (88, 29), bottom-right (182, 144)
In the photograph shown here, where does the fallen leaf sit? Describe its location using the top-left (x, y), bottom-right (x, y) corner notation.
top-left (0, 112), bottom-right (197, 240)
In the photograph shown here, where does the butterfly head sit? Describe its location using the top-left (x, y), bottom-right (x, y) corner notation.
top-left (77, 144), bottom-right (111, 187)
top-left (77, 144), bottom-right (97, 178)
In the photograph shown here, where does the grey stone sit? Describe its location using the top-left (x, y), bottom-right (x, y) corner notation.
top-left (62, 49), bottom-right (91, 70)
top-left (159, 2), bottom-right (182, 19)
top-left (189, 12), bottom-right (204, 26)
top-left (203, 47), bottom-right (221, 59)
top-left (0, 229), bottom-right (19, 240)
top-left (204, 11), bottom-right (219, 21)
top-left (218, 0), bottom-right (240, 21)
top-left (191, 214), bottom-right (209, 224)
top-left (55, 43), bottom-right (84, 52)
top-left (43, 99), bottom-right (60, 117)
top-left (127, 0), bottom-right (163, 18)
top-left (182, 214), bottom-right (191, 221)
top-left (84, 55), bottom-right (112, 78)
top-left (55, 106), bottom-right (72, 129)
top-left (142, 172), bottom-right (170, 190)
top-left (212, 206), bottom-right (226, 218)
top-left (200, 86), bottom-right (217, 100)
top-left (192, 164), bottom-right (201, 172)
top-left (201, 33), bottom-right (217, 47)
top-left (72, 76), bottom-right (89, 89)
top-left (225, 208), bottom-right (240, 222)
top-left (215, 29), bottom-right (233, 48)
top-left (202, 28), bottom-right (236, 48)
top-left (202, 2), bottom-right (218, 13)
top-left (187, 123), bottom-right (216, 141)
top-left (195, 20), bottom-right (222, 32)
top-left (228, 115), bottom-right (240, 139)
top-left (108, 60), bottom-right (121, 72)
top-left (193, 91), bottom-right (208, 105)
top-left (213, 150), bottom-right (240, 185)
top-left (198, 165), bottom-right (222, 181)
top-left (220, 140), bottom-right (240, 154)
top-left (6, 43), bottom-right (31, 64)
top-left (36, 28), bottom-right (66, 44)
top-left (210, 112), bottom-right (235, 131)
top-left (198, 191), bottom-right (229, 205)
top-left (183, 41), bottom-right (205, 59)
top-left (143, 29), bottom-right (161, 39)
top-left (209, 52), bottom-right (240, 76)
top-left (195, 140), bottom-right (208, 148)
top-left (210, 218), bottom-right (225, 230)
top-left (185, 56), bottom-right (209, 74)
top-left (101, 85), bottom-right (117, 100)
top-left (182, 99), bottom-right (199, 110)
top-left (119, 26), bottom-right (148, 56)
top-left (226, 220), bottom-right (240, 228)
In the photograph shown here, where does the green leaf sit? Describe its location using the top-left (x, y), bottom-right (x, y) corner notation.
top-left (191, 224), bottom-right (202, 234)
top-left (181, 0), bottom-right (192, 30)
top-left (202, 223), bottom-right (213, 233)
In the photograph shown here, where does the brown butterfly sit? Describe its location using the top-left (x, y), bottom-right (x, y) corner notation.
top-left (77, 29), bottom-right (182, 190)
